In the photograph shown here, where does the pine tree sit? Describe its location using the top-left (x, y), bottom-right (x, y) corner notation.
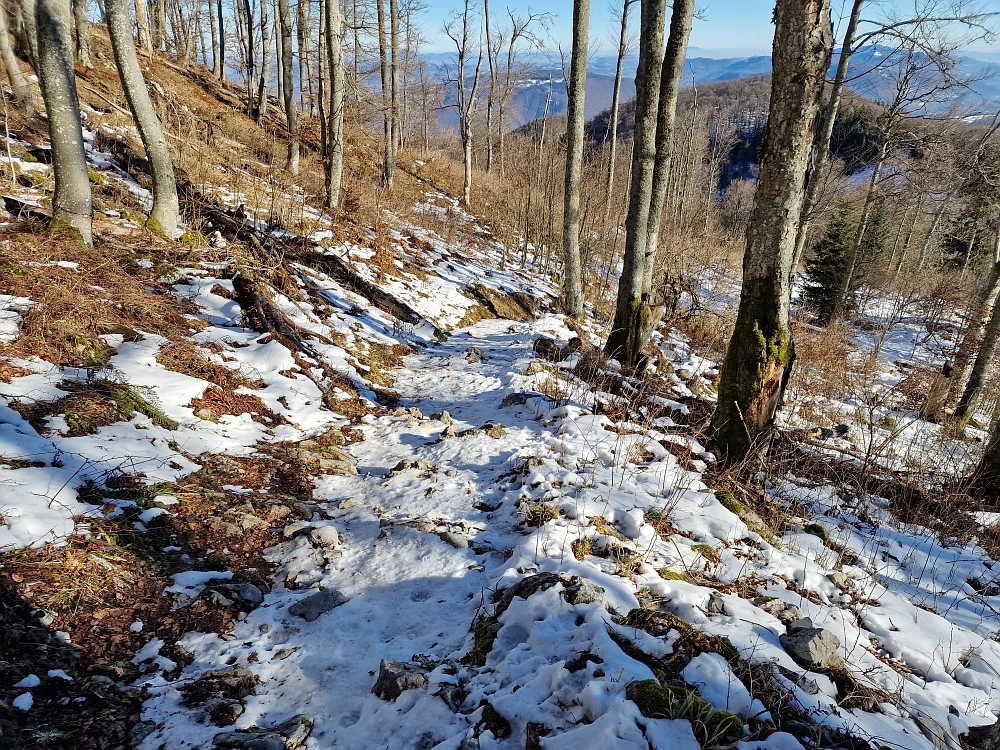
top-left (802, 207), bottom-right (858, 323)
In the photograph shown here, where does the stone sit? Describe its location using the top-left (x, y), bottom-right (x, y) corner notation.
top-left (207, 698), bottom-right (245, 726)
top-left (963, 717), bottom-right (1000, 750)
top-left (705, 591), bottom-right (726, 615)
top-left (561, 576), bottom-right (606, 607)
top-left (436, 410), bottom-right (455, 425)
top-left (405, 520), bottom-right (436, 533)
top-left (316, 449), bottom-right (358, 475)
top-left (308, 526), bottom-right (341, 548)
top-left (283, 522), bottom-right (312, 539)
top-left (128, 721), bottom-right (156, 747)
top-left (372, 659), bottom-right (428, 700)
top-left (441, 425), bottom-right (457, 439)
top-left (533, 336), bottom-right (562, 361)
top-left (828, 571), bottom-right (853, 592)
top-left (389, 458), bottom-right (437, 475)
top-left (755, 598), bottom-right (805, 624)
top-left (212, 583), bottom-right (264, 607)
top-left (181, 666), bottom-right (257, 706)
top-left (288, 590), bottom-right (348, 622)
top-left (446, 468), bottom-right (458, 477)
top-left (239, 514), bottom-right (266, 531)
top-left (439, 531), bottom-right (469, 549)
top-left (465, 347), bottom-right (488, 363)
top-left (338, 497), bottom-right (363, 510)
top-left (779, 627), bottom-right (843, 669)
top-left (195, 407), bottom-right (216, 420)
top-left (268, 504), bottom-right (293, 518)
top-left (212, 714), bottom-right (313, 750)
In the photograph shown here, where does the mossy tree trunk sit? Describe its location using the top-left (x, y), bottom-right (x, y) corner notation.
top-left (560, 0), bottom-right (589, 319)
top-left (35, 0), bottom-right (92, 244)
top-left (710, 0), bottom-right (832, 460)
top-left (603, 0), bottom-right (667, 366)
top-left (106, 0), bottom-right (178, 237)
top-left (975, 412), bottom-right (1000, 493)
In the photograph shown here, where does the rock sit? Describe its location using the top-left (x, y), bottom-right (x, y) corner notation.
top-left (562, 576), bottom-right (606, 606)
top-left (128, 720), bottom-right (156, 747)
top-left (403, 519), bottom-right (436, 533)
top-left (779, 627), bottom-right (843, 669)
top-left (239, 514), bottom-right (266, 531)
top-left (212, 714), bottom-right (314, 750)
top-left (474, 499), bottom-right (503, 512)
top-left (338, 497), bottom-right (363, 510)
top-left (288, 590), bottom-right (349, 622)
top-left (446, 468), bottom-right (458, 477)
top-left (181, 666), bottom-right (258, 706)
top-left (212, 583), bottom-right (264, 607)
top-left (316, 448), bottom-right (358, 475)
top-left (31, 609), bottom-right (57, 627)
top-left (439, 531), bottom-right (469, 549)
top-left (283, 522), bottom-right (312, 539)
top-left (435, 410), bottom-right (455, 425)
top-left (465, 347), bottom-right (488, 363)
top-left (207, 698), bottom-right (245, 726)
top-left (533, 336), bottom-right (563, 361)
top-left (828, 571), bottom-right (853, 591)
top-left (441, 425), bottom-right (457, 439)
top-left (389, 458), bottom-right (438, 475)
top-left (755, 598), bottom-right (805, 624)
top-left (963, 717), bottom-right (1000, 750)
top-left (705, 591), bottom-right (726, 615)
top-left (912, 712), bottom-right (958, 750)
top-left (308, 526), bottom-right (341, 548)
top-left (268, 504), bottom-right (293, 518)
top-left (371, 659), bottom-right (427, 700)
top-left (293, 501), bottom-right (322, 519)
top-left (206, 516), bottom-right (243, 536)
top-left (195, 407), bottom-right (216, 420)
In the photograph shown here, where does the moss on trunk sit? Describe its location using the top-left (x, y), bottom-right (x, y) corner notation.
top-left (605, 294), bottom-right (650, 368)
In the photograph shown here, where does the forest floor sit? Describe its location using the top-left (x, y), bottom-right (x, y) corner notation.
top-left (5, 40), bottom-right (1000, 750)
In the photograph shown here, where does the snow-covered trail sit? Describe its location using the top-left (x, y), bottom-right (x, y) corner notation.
top-left (136, 317), bottom-right (575, 748)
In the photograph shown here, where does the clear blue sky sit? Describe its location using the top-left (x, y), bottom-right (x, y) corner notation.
top-left (421, 0), bottom-right (1000, 56)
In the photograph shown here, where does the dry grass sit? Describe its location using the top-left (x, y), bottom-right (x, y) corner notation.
top-left (188, 386), bottom-right (285, 425)
top-left (156, 339), bottom-right (262, 391)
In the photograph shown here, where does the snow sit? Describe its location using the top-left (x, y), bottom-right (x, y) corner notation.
top-left (13, 692), bottom-right (33, 710)
top-left (13, 674), bottom-right (41, 688)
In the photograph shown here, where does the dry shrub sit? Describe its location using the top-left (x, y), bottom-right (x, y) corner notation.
top-left (188, 386), bottom-right (285, 424)
top-left (672, 310), bottom-right (734, 361)
top-left (156, 340), bottom-right (262, 390)
top-left (789, 319), bottom-right (856, 396)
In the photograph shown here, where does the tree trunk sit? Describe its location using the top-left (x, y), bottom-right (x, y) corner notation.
top-left (274, 0), bottom-right (283, 103)
top-left (602, 0), bottom-right (632, 235)
top-left (277, 0), bottom-right (298, 172)
top-left (324, 0), bottom-right (343, 208)
top-left (709, 0), bottom-right (832, 459)
top-left (976, 413), bottom-right (1000, 492)
top-left (604, 0), bottom-right (667, 362)
top-left (215, 0), bottom-right (224, 79)
top-left (376, 0), bottom-right (394, 188)
top-left (791, 0), bottom-right (863, 276)
top-left (953, 217), bottom-right (1000, 426)
top-left (389, 0), bottom-right (400, 151)
top-left (460, 53), bottom-right (481, 207)
top-left (134, 0), bottom-right (152, 51)
top-left (560, 0), bottom-right (590, 318)
top-left (0, 3), bottom-right (33, 113)
top-left (296, 0), bottom-right (308, 112)
top-left (209, 0), bottom-right (218, 72)
top-left (106, 0), bottom-right (178, 237)
top-left (643, 0), bottom-right (695, 292)
top-left (255, 0), bottom-right (271, 123)
top-left (484, 0), bottom-right (495, 172)
top-left (20, 0), bottom-right (40, 66)
top-left (35, 0), bottom-right (92, 244)
top-left (72, 0), bottom-right (91, 67)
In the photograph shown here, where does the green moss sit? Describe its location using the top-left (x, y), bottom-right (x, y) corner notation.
top-left (717, 490), bottom-right (744, 515)
top-left (87, 167), bottom-right (106, 185)
top-left (486, 424), bottom-right (506, 439)
top-left (145, 215), bottom-right (165, 237)
top-left (658, 569), bottom-right (685, 581)
top-left (691, 544), bottom-right (719, 563)
top-left (753, 595), bottom-right (777, 605)
top-left (20, 151), bottom-right (38, 163)
top-left (626, 680), bottom-right (745, 745)
top-left (804, 523), bottom-right (829, 542)
top-left (66, 334), bottom-right (114, 368)
top-left (180, 230), bottom-right (209, 248)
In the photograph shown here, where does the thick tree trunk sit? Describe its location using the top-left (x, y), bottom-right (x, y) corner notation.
top-left (560, 0), bottom-right (590, 318)
top-left (296, 0), bottom-right (308, 112)
top-left (460, 53), bottom-right (481, 208)
top-left (791, 0), bottom-right (863, 276)
top-left (134, 0), bottom-right (151, 51)
top-left (0, 3), bottom-right (33, 113)
top-left (105, 0), bottom-right (178, 237)
top-left (277, 0), bottom-right (298, 172)
top-left (324, 0), bottom-right (344, 208)
top-left (604, 0), bottom-right (667, 362)
top-left (602, 0), bottom-right (632, 235)
top-left (954, 218), bottom-right (1000, 426)
top-left (72, 0), bottom-right (91, 67)
top-left (643, 0), bottom-right (695, 291)
top-left (976, 415), bottom-right (1000, 492)
top-left (20, 0), bottom-right (40, 66)
top-left (710, 0), bottom-right (832, 459)
top-left (255, 0), bottom-right (271, 123)
top-left (35, 0), bottom-right (92, 244)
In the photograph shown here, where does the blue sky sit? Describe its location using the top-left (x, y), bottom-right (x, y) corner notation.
top-left (421, 0), bottom-right (1000, 56)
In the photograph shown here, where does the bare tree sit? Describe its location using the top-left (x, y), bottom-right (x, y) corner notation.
top-left (277, 0), bottom-right (298, 172)
top-left (602, 0), bottom-right (636, 233)
top-left (134, 0), bottom-right (152, 51)
top-left (561, 0), bottom-right (590, 318)
top-left (106, 0), bottom-right (178, 237)
top-left (255, 0), bottom-right (271, 122)
top-left (72, 0), bottom-right (91, 67)
top-left (377, 0), bottom-right (395, 187)
top-left (0, 1), bottom-right (33, 113)
top-left (709, 0), bottom-right (832, 459)
top-left (215, 0), bottom-right (224, 78)
top-left (444, 0), bottom-right (482, 208)
top-left (35, 0), bottom-right (93, 243)
top-left (324, 0), bottom-right (344, 207)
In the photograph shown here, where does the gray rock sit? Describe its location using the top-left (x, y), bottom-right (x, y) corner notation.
top-left (389, 458), bottom-right (438, 475)
top-left (436, 410), bottom-right (455, 425)
top-left (283, 522), bottom-right (312, 538)
top-left (308, 526), bottom-right (341, 548)
top-left (212, 584), bottom-right (264, 607)
top-left (288, 590), bottom-right (349, 622)
top-left (755, 598), bottom-right (805, 624)
top-left (212, 714), bottom-right (313, 750)
top-left (405, 519), bottom-right (437, 533)
top-left (465, 347), bottom-right (488, 363)
top-left (779, 627), bottom-right (843, 669)
top-left (240, 514), bottom-right (266, 531)
top-left (446, 468), bottom-right (459, 477)
top-left (828, 571), bottom-right (853, 591)
top-left (561, 576), bottom-right (605, 607)
top-left (439, 531), bottom-right (469, 549)
top-left (372, 659), bottom-right (428, 700)
top-left (705, 591), bottom-right (726, 615)
top-left (317, 449), bottom-right (358, 476)
top-left (195, 407), bottom-right (216, 420)
top-left (268, 504), bottom-right (292, 518)
top-left (338, 497), bottom-right (363, 510)
top-left (128, 720), bottom-right (156, 747)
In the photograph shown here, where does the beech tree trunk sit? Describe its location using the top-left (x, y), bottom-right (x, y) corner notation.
top-left (105, 0), bottom-right (178, 237)
top-left (389, 0), bottom-right (400, 151)
top-left (604, 0), bottom-right (667, 362)
top-left (324, 0), bottom-right (343, 208)
top-left (277, 0), bottom-right (298, 172)
top-left (0, 3), bottom-right (33, 113)
top-left (602, 0), bottom-right (633, 234)
top-left (710, 0), bottom-right (832, 459)
top-left (215, 0), bottom-right (224, 79)
top-left (376, 0), bottom-right (394, 188)
top-left (20, 0), bottom-right (40, 65)
top-left (560, 0), bottom-right (590, 318)
top-left (35, 0), bottom-right (92, 244)
top-left (255, 0), bottom-right (271, 123)
top-left (274, 0), bottom-right (283, 103)
top-left (72, 0), bottom-right (90, 67)
top-left (134, 0), bottom-right (151, 51)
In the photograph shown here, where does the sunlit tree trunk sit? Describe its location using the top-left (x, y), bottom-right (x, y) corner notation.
top-left (106, 0), bottom-right (178, 237)
top-left (324, 0), bottom-right (344, 208)
top-left (134, 0), bottom-right (151, 51)
top-left (72, 0), bottom-right (91, 67)
top-left (277, 0), bottom-right (298, 172)
top-left (560, 0), bottom-right (589, 318)
top-left (35, 0), bottom-right (92, 243)
top-left (255, 0), bottom-right (271, 122)
top-left (0, 3), bottom-right (33, 113)
top-left (602, 0), bottom-right (633, 234)
top-left (710, 0), bottom-right (832, 459)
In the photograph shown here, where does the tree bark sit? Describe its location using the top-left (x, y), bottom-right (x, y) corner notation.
top-left (560, 0), bottom-right (590, 318)
top-left (604, 0), bottom-right (667, 362)
top-left (105, 0), bottom-right (178, 237)
top-left (0, 2), bottom-right (33, 113)
top-left (35, 0), bottom-right (92, 244)
top-left (377, 0), bottom-right (394, 188)
top-left (20, 0), bottom-right (40, 66)
top-left (324, 0), bottom-right (343, 208)
top-left (277, 0), bottom-right (298, 172)
top-left (215, 0), bottom-right (224, 79)
top-left (255, 0), bottom-right (271, 123)
top-left (134, 0), bottom-right (151, 52)
top-left (791, 0), bottom-right (863, 276)
top-left (273, 0), bottom-right (283, 103)
top-left (709, 0), bottom-right (832, 459)
top-left (389, 0), bottom-right (400, 151)
top-left (602, 0), bottom-right (633, 235)
top-left (484, 0), bottom-right (495, 172)
top-left (72, 0), bottom-right (91, 67)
